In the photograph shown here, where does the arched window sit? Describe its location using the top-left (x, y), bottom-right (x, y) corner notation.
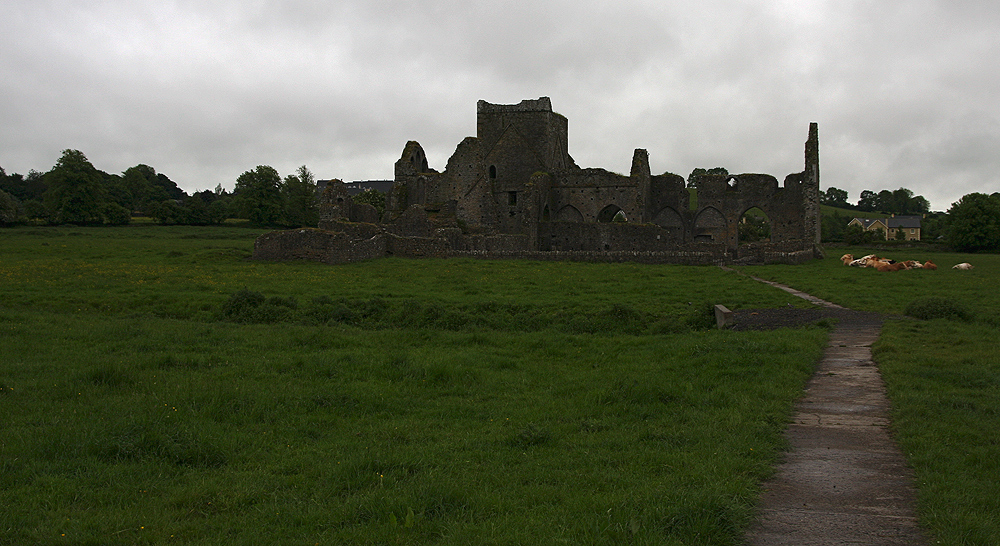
top-left (596, 205), bottom-right (624, 223)
top-left (489, 165), bottom-right (497, 179)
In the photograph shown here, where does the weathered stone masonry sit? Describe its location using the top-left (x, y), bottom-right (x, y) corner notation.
top-left (253, 98), bottom-right (822, 265)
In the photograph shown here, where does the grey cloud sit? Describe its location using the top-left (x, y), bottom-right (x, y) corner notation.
top-left (2, 0), bottom-right (1000, 211)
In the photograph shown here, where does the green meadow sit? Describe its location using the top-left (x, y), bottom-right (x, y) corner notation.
top-left (1, 227), bottom-right (998, 545)
top-left (745, 248), bottom-right (1000, 546)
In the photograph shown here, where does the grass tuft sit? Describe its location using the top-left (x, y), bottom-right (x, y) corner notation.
top-left (905, 296), bottom-right (973, 322)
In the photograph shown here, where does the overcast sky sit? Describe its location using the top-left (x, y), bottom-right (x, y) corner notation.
top-left (3, 0), bottom-right (999, 211)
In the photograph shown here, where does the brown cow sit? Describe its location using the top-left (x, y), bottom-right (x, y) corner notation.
top-left (923, 260), bottom-right (937, 270)
top-left (875, 261), bottom-right (907, 272)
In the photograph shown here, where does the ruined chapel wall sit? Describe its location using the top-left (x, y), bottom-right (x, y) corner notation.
top-left (647, 172), bottom-right (689, 228)
top-left (540, 222), bottom-right (689, 252)
top-left (549, 169), bottom-right (638, 223)
top-left (445, 137), bottom-right (490, 225)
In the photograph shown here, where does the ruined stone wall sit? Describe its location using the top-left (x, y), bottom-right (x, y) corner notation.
top-left (318, 180), bottom-right (380, 228)
top-left (685, 164), bottom-right (818, 248)
top-left (732, 240), bottom-right (819, 265)
top-left (539, 222), bottom-right (691, 252)
top-left (449, 248), bottom-right (731, 265)
top-left (253, 228), bottom-right (386, 265)
top-left (803, 122), bottom-right (821, 244)
top-left (443, 137), bottom-right (493, 227)
top-left (477, 98), bottom-right (569, 172)
top-left (648, 172), bottom-right (689, 240)
top-left (549, 169), bottom-right (638, 224)
top-left (252, 226), bottom-right (819, 266)
top-left (261, 99), bottom-right (820, 267)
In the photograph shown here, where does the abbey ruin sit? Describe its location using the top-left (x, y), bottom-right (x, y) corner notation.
top-left (254, 97), bottom-right (822, 265)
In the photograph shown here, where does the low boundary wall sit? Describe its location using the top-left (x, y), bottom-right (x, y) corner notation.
top-left (253, 227), bottom-right (821, 265)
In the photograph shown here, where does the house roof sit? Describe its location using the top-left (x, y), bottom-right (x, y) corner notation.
top-left (850, 216), bottom-right (922, 230)
top-left (887, 215), bottom-right (922, 229)
top-left (850, 218), bottom-right (887, 230)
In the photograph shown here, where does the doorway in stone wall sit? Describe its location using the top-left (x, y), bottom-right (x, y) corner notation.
top-left (738, 207), bottom-right (771, 244)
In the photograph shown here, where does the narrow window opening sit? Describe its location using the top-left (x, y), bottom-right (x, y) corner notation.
top-left (508, 191), bottom-right (517, 206)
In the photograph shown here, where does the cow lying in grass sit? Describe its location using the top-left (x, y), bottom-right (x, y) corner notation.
top-left (841, 254), bottom-right (966, 272)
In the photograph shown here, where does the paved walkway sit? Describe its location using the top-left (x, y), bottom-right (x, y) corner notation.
top-left (742, 279), bottom-right (926, 545)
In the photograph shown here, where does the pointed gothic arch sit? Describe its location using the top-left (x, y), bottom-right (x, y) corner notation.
top-left (556, 205), bottom-right (584, 223)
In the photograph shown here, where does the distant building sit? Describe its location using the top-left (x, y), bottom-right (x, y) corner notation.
top-left (887, 215), bottom-right (922, 241)
top-left (316, 179), bottom-right (393, 196)
top-left (848, 215), bottom-right (921, 240)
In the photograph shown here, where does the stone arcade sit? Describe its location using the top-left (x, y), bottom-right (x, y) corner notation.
top-left (253, 98), bottom-right (822, 265)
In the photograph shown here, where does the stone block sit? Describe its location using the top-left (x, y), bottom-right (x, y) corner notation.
top-left (714, 304), bottom-right (734, 329)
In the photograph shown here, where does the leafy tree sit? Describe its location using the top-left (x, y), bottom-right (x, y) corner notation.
top-left (155, 173), bottom-right (186, 201)
top-left (101, 202), bottom-right (131, 226)
top-left (909, 194), bottom-right (930, 215)
top-left (921, 212), bottom-right (947, 242)
top-left (821, 187), bottom-right (850, 208)
top-left (946, 193), bottom-right (1000, 252)
top-left (0, 167), bottom-right (25, 201)
top-left (738, 208), bottom-right (770, 243)
top-left (234, 165), bottom-right (283, 226)
top-left (24, 170), bottom-right (48, 202)
top-left (352, 188), bottom-right (386, 220)
top-left (188, 190), bottom-right (228, 225)
top-left (821, 210), bottom-right (851, 242)
top-left (0, 189), bottom-right (25, 225)
top-left (843, 223), bottom-right (885, 245)
top-left (857, 190), bottom-right (877, 212)
top-left (43, 150), bottom-right (109, 224)
top-left (2, 168), bottom-right (49, 204)
top-left (874, 189), bottom-right (893, 213)
top-left (22, 199), bottom-right (48, 222)
top-left (149, 199), bottom-right (187, 225)
top-left (857, 187), bottom-right (929, 215)
top-left (281, 165), bottom-right (318, 227)
top-left (149, 190), bottom-right (228, 225)
top-left (122, 164), bottom-right (172, 214)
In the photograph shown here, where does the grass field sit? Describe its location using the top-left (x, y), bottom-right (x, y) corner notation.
top-left (744, 247), bottom-right (1000, 546)
top-left (2, 225), bottom-right (822, 545)
top-left (1, 227), bottom-right (998, 544)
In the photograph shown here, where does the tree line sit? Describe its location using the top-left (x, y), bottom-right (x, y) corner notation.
top-left (0, 150), bottom-right (322, 228)
top-left (820, 186), bottom-right (931, 216)
top-left (819, 185), bottom-right (1000, 252)
top-left (4, 152), bottom-right (1000, 252)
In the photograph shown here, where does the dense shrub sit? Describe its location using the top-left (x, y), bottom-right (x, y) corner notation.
top-left (905, 297), bottom-right (973, 322)
top-left (219, 289), bottom-right (266, 323)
